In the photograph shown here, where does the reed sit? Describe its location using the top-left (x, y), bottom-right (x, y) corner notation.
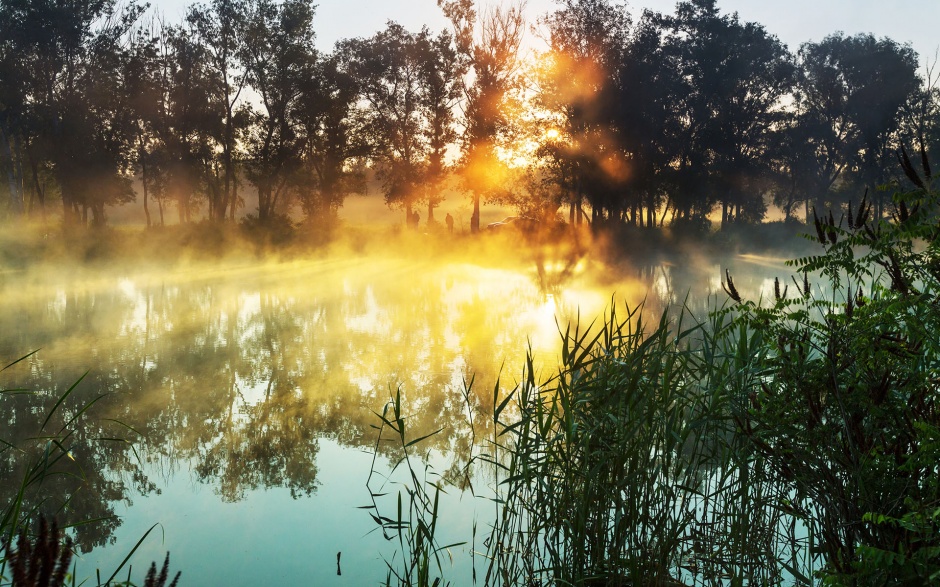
top-left (364, 387), bottom-right (467, 587)
top-left (1, 354), bottom-right (175, 587)
top-left (476, 302), bottom-right (809, 586)
top-left (370, 169), bottom-right (940, 585)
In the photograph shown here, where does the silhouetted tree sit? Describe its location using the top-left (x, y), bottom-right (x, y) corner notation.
top-left (239, 0), bottom-right (317, 223)
top-left (185, 0), bottom-right (248, 221)
top-left (439, 0), bottom-right (525, 232)
top-left (0, 0), bottom-right (145, 226)
top-left (535, 0), bottom-right (630, 226)
top-left (155, 21), bottom-right (222, 223)
top-left (612, 11), bottom-right (685, 227)
top-left (419, 29), bottom-right (464, 222)
top-left (342, 24), bottom-right (431, 223)
top-left (342, 23), bottom-right (463, 225)
top-left (659, 0), bottom-right (794, 227)
top-left (295, 53), bottom-right (366, 224)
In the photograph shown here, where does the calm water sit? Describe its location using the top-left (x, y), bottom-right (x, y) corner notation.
top-left (0, 237), bottom-right (793, 585)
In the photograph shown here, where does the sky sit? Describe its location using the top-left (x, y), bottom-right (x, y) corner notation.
top-left (152, 0), bottom-right (940, 67)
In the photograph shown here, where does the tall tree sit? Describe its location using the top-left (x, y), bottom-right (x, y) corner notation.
top-left (419, 30), bottom-right (464, 222)
top-left (156, 21), bottom-right (222, 224)
top-left (239, 0), bottom-right (317, 223)
top-left (797, 34), bottom-right (920, 218)
top-left (614, 11), bottom-right (686, 227)
top-left (342, 23), bottom-right (461, 224)
top-left (186, 0), bottom-right (248, 221)
top-left (661, 0), bottom-right (795, 227)
top-left (0, 0), bottom-right (28, 216)
top-left (295, 53), bottom-right (366, 224)
top-left (0, 0), bottom-right (145, 226)
top-left (439, 0), bottom-right (525, 233)
top-left (536, 0), bottom-right (630, 225)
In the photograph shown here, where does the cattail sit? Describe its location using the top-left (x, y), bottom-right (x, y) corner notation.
top-left (792, 271), bottom-right (811, 299)
top-left (722, 269), bottom-right (741, 302)
top-left (847, 201), bottom-right (855, 230)
top-left (856, 189), bottom-right (870, 228)
top-left (897, 146), bottom-right (925, 189)
top-left (3, 516), bottom-right (73, 587)
top-left (813, 208), bottom-right (826, 244)
top-left (774, 277), bottom-right (787, 301)
top-left (144, 552), bottom-right (181, 587)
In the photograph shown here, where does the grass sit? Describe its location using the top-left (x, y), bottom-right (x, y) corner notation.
top-left (370, 169), bottom-right (940, 585)
top-left (0, 352), bottom-right (175, 587)
top-left (369, 302), bottom-right (819, 586)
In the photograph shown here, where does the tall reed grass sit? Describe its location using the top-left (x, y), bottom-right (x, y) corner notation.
top-left (1, 353), bottom-right (173, 587)
top-left (370, 159), bottom-right (940, 586)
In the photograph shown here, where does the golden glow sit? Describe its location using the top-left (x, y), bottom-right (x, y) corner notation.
top-left (545, 128), bottom-right (561, 141)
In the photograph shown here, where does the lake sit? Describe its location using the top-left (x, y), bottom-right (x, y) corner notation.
top-left (0, 230), bottom-right (798, 585)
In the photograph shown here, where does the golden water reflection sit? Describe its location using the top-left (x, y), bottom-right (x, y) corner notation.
top-left (0, 243), bottom-right (789, 562)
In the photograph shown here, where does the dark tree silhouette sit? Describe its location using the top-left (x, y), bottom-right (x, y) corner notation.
top-left (439, 0), bottom-right (525, 232)
top-left (239, 0), bottom-right (317, 223)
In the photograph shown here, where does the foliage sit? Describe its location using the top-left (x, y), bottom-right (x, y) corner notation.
top-left (727, 151), bottom-right (940, 584)
top-left (1, 0), bottom-right (937, 232)
top-left (370, 154), bottom-right (940, 585)
top-left (0, 354), bottom-right (173, 586)
top-left (364, 388), bottom-right (465, 587)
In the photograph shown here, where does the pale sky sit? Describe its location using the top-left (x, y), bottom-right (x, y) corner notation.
top-left (152, 0), bottom-right (940, 66)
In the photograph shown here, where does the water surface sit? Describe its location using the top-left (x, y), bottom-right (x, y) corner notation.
top-left (0, 236), bottom-right (793, 584)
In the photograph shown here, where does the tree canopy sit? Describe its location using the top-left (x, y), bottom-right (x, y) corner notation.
top-left (0, 0), bottom-right (934, 232)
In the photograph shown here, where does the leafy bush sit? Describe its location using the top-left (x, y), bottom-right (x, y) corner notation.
top-left (726, 154), bottom-right (940, 584)
top-left (371, 154), bottom-right (940, 585)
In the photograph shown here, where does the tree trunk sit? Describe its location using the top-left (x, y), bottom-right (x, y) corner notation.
top-left (471, 194), bottom-right (480, 233)
top-left (29, 153), bottom-right (45, 214)
top-left (0, 125), bottom-right (24, 215)
top-left (141, 151), bottom-right (151, 228)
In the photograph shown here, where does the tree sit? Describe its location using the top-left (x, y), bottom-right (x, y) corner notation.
top-left (439, 0), bottom-right (525, 233)
top-left (797, 34), bottom-right (920, 219)
top-left (343, 23), bottom-right (462, 224)
top-left (295, 53), bottom-right (366, 224)
top-left (0, 0), bottom-right (146, 226)
top-left (535, 0), bottom-right (630, 225)
top-left (614, 11), bottom-right (686, 228)
top-left (185, 0), bottom-right (248, 221)
top-left (418, 30), bottom-right (463, 222)
top-left (660, 0), bottom-right (795, 227)
top-left (239, 0), bottom-right (317, 223)
top-left (0, 0), bottom-right (28, 216)
top-left (155, 21), bottom-right (222, 224)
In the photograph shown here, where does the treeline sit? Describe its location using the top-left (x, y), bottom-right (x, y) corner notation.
top-left (0, 0), bottom-right (937, 232)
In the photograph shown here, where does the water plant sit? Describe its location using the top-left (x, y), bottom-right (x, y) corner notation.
top-left (369, 154), bottom-right (940, 585)
top-left (725, 154), bottom-right (940, 584)
top-left (364, 387), bottom-right (467, 587)
top-left (1, 354), bottom-right (176, 587)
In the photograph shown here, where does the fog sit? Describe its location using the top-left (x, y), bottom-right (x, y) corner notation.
top-left (0, 207), bottom-right (815, 584)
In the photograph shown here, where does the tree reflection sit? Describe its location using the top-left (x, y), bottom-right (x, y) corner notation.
top-left (0, 250), bottom-right (784, 550)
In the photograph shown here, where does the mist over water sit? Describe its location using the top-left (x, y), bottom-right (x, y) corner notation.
top-left (0, 226), bottom-right (798, 585)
